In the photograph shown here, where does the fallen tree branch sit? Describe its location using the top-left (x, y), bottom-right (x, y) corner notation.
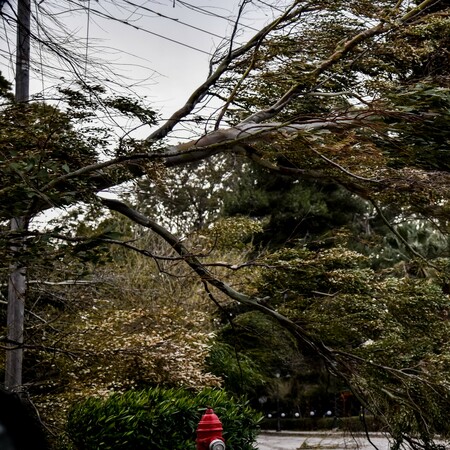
top-left (100, 196), bottom-right (335, 363)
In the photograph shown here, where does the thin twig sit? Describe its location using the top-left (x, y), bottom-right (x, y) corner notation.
top-left (369, 198), bottom-right (438, 268)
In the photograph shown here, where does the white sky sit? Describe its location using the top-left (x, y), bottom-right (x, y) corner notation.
top-left (1, 0), bottom-right (278, 136)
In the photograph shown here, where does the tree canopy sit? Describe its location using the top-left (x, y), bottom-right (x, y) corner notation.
top-left (1, 0), bottom-right (450, 448)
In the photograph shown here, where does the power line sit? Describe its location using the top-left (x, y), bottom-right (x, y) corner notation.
top-left (129, 26), bottom-right (213, 55)
top-left (255, 0), bottom-right (286, 14)
top-left (122, 0), bottom-right (231, 42)
top-left (32, 0), bottom-right (270, 69)
top-left (176, 0), bottom-right (260, 32)
top-left (66, 0), bottom-right (214, 56)
top-left (33, 0), bottom-right (46, 94)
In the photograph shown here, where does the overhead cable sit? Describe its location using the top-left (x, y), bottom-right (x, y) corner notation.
top-left (65, 0), bottom-right (214, 56)
top-left (176, 0), bottom-right (260, 32)
top-left (123, 0), bottom-right (230, 41)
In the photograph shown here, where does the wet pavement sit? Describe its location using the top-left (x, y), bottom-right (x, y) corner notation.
top-left (256, 431), bottom-right (392, 450)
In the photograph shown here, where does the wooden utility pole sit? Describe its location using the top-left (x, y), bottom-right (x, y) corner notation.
top-left (14, 0), bottom-right (30, 102)
top-left (5, 0), bottom-right (31, 392)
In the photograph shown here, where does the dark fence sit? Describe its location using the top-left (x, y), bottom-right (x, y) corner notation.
top-left (259, 416), bottom-right (382, 432)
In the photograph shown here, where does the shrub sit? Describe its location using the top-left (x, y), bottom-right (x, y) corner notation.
top-left (67, 387), bottom-right (262, 450)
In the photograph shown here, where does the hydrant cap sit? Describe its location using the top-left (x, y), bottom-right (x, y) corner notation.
top-left (197, 408), bottom-right (223, 433)
top-left (210, 438), bottom-right (226, 450)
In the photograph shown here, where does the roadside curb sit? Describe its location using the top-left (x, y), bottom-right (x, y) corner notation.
top-left (258, 430), bottom-right (388, 438)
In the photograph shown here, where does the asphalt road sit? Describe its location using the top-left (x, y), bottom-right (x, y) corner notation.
top-left (256, 431), bottom-right (392, 450)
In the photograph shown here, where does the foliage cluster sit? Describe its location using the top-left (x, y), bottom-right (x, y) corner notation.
top-left (206, 342), bottom-right (268, 398)
top-left (246, 244), bottom-right (450, 439)
top-left (67, 387), bottom-right (262, 450)
top-left (0, 226), bottom-right (221, 439)
top-left (0, 101), bottom-right (99, 220)
top-left (0, 80), bottom-right (158, 224)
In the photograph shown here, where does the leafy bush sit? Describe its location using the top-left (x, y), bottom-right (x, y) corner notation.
top-left (206, 342), bottom-right (268, 397)
top-left (67, 387), bottom-right (262, 450)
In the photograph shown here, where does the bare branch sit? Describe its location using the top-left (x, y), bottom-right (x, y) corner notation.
top-left (100, 197), bottom-right (335, 361)
top-left (0, 299), bottom-right (55, 328)
top-left (34, 114), bottom-right (374, 197)
top-left (369, 198), bottom-right (438, 268)
top-left (240, 22), bottom-right (386, 124)
top-left (214, 41), bottom-right (262, 130)
top-left (27, 280), bottom-right (100, 286)
top-left (146, 1), bottom-right (313, 142)
top-left (309, 147), bottom-right (381, 183)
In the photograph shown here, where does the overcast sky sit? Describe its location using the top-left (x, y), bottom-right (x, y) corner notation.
top-left (1, 0), bottom-right (278, 129)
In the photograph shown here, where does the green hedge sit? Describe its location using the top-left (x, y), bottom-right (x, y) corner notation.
top-left (67, 387), bottom-right (262, 450)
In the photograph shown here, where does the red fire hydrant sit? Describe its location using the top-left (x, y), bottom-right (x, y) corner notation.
top-left (196, 408), bottom-right (226, 450)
